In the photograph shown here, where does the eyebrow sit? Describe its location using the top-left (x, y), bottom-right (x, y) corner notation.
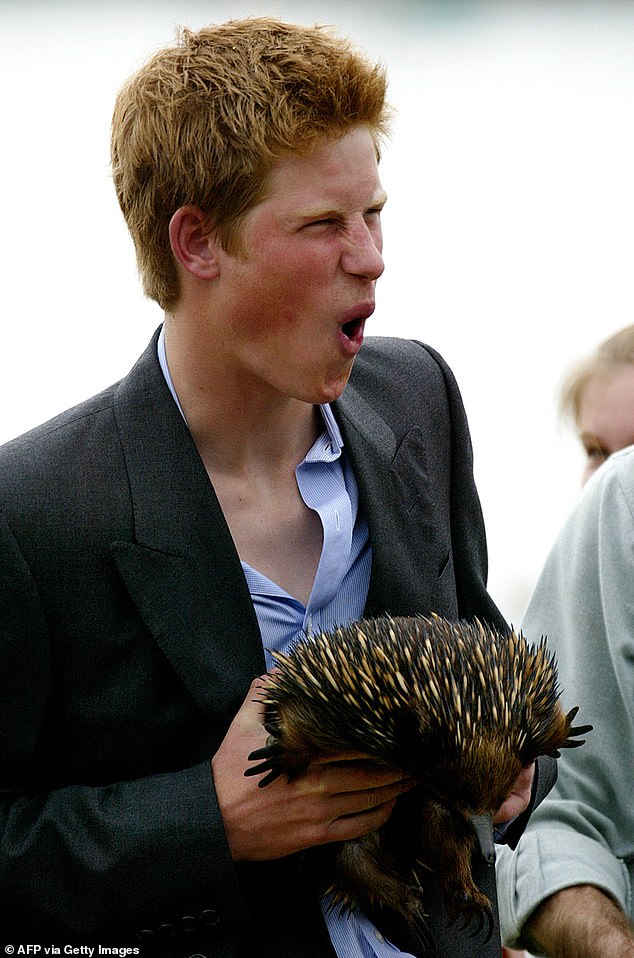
top-left (298, 191), bottom-right (388, 220)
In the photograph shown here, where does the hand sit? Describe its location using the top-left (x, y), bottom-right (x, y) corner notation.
top-left (212, 677), bottom-right (415, 862)
top-left (493, 762), bottom-right (535, 825)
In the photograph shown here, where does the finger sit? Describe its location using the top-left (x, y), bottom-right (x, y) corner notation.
top-left (311, 757), bottom-right (412, 791)
top-left (493, 763), bottom-right (535, 824)
top-left (249, 673), bottom-right (272, 703)
top-left (326, 775), bottom-right (415, 820)
top-left (310, 751), bottom-right (388, 765)
top-left (321, 797), bottom-right (398, 844)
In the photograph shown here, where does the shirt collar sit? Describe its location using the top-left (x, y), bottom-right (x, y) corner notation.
top-left (317, 403), bottom-right (344, 457)
top-left (157, 325), bottom-right (188, 423)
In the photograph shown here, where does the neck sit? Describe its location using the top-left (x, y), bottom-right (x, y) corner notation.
top-left (162, 317), bottom-right (322, 474)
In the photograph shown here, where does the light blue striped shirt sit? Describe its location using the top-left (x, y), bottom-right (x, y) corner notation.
top-left (157, 327), bottom-right (414, 958)
top-left (240, 405), bottom-right (371, 671)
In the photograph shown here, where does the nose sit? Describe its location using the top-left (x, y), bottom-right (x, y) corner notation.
top-left (341, 218), bottom-right (385, 281)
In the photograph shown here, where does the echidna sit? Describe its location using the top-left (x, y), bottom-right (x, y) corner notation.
top-left (245, 614), bottom-right (590, 945)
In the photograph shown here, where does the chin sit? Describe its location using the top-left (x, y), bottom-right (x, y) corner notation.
top-left (315, 377), bottom-right (352, 405)
top-left (316, 362), bottom-right (356, 404)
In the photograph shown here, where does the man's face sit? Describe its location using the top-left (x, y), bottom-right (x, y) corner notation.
top-left (215, 125), bottom-right (386, 405)
top-left (578, 365), bottom-right (634, 483)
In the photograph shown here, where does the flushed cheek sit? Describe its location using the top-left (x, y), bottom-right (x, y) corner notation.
top-left (229, 304), bottom-right (297, 339)
top-left (253, 294), bottom-right (331, 340)
top-left (234, 309), bottom-right (310, 347)
top-left (278, 309), bottom-right (301, 327)
top-left (270, 247), bottom-right (337, 293)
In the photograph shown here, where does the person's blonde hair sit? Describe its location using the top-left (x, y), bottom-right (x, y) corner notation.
top-left (560, 324), bottom-right (634, 426)
top-left (111, 17), bottom-right (391, 311)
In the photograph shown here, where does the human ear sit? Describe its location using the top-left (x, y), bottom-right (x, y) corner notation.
top-left (168, 205), bottom-right (220, 280)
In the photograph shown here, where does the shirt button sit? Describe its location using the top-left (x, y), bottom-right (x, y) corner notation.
top-left (374, 929), bottom-right (385, 942)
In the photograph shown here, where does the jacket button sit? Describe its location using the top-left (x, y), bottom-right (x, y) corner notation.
top-left (181, 915), bottom-right (199, 932)
top-left (200, 908), bottom-right (220, 927)
top-left (136, 930), bottom-right (154, 941)
top-left (157, 923), bottom-right (176, 937)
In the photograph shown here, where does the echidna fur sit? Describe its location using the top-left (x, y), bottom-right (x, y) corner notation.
top-left (246, 614), bottom-right (591, 946)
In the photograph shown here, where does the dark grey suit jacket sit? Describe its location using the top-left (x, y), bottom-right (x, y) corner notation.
top-left (0, 330), bottom-right (555, 955)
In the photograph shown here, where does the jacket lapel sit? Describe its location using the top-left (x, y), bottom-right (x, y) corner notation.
top-left (335, 379), bottom-right (440, 620)
top-left (108, 330), bottom-right (445, 721)
top-left (108, 331), bottom-right (265, 725)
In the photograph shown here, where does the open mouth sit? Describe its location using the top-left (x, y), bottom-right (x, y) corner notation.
top-left (338, 317), bottom-right (366, 357)
top-left (339, 304), bottom-right (373, 354)
top-left (342, 318), bottom-right (364, 340)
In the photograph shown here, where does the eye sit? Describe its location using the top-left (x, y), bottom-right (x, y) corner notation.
top-left (364, 206), bottom-right (383, 224)
top-left (304, 217), bottom-right (339, 229)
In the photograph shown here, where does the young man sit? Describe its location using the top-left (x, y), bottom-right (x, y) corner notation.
top-left (0, 18), bottom-right (551, 956)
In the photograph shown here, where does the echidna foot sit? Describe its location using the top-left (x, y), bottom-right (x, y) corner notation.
top-left (448, 892), bottom-right (493, 941)
top-left (244, 741), bottom-right (291, 787)
top-left (406, 888), bottom-right (435, 953)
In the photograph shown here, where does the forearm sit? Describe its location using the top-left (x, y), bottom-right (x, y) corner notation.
top-left (523, 885), bottom-right (634, 958)
top-left (0, 762), bottom-right (243, 939)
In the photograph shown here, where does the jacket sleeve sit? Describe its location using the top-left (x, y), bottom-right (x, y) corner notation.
top-left (0, 513), bottom-right (246, 944)
top-left (496, 449), bottom-right (634, 947)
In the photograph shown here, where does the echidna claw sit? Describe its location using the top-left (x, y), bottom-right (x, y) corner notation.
top-left (244, 759), bottom-right (274, 777)
top-left (254, 768), bottom-right (283, 788)
top-left (247, 743), bottom-right (280, 762)
top-left (243, 758), bottom-right (285, 786)
top-left (244, 743), bottom-right (285, 785)
top-left (562, 706), bottom-right (593, 748)
top-left (452, 898), bottom-right (493, 941)
top-left (411, 914), bottom-right (434, 953)
top-left (566, 728), bottom-right (593, 742)
top-left (474, 907), bottom-right (494, 943)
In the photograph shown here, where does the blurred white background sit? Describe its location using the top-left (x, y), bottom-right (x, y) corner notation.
top-left (2, 0), bottom-right (633, 625)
